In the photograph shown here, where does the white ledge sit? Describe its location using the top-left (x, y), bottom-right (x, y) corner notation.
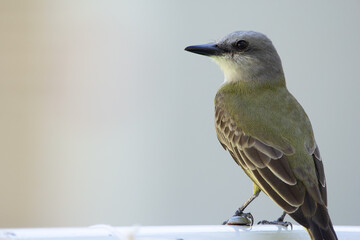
top-left (1, 225), bottom-right (359, 240)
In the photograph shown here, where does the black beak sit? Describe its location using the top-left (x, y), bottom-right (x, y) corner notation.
top-left (185, 43), bottom-right (224, 56)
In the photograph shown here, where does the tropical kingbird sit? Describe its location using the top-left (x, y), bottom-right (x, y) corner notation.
top-left (185, 31), bottom-right (337, 240)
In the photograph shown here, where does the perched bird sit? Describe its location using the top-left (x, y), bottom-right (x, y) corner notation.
top-left (185, 31), bottom-right (337, 240)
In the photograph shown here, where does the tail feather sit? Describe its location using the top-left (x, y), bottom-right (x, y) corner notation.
top-left (307, 219), bottom-right (337, 240)
top-left (290, 205), bottom-right (337, 240)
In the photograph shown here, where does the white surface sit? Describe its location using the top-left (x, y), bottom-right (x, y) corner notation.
top-left (0, 225), bottom-right (359, 240)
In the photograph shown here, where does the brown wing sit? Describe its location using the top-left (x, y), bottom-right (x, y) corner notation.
top-left (289, 146), bottom-right (337, 240)
top-left (312, 145), bottom-right (327, 206)
top-left (214, 89), bottom-right (335, 239)
top-left (215, 101), bottom-right (332, 229)
top-left (215, 103), bottom-right (306, 213)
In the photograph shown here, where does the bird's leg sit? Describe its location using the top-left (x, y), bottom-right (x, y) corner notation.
top-left (257, 211), bottom-right (293, 230)
top-left (223, 189), bottom-right (260, 226)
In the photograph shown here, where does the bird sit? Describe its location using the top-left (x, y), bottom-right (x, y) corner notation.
top-left (185, 31), bottom-right (338, 240)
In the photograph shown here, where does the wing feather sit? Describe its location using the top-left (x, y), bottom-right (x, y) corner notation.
top-left (215, 103), bottom-right (306, 210)
top-left (251, 169), bottom-right (298, 213)
top-left (214, 97), bottom-right (328, 219)
top-left (257, 167), bottom-right (304, 206)
top-left (237, 147), bottom-right (256, 170)
top-left (267, 156), bottom-right (297, 185)
top-left (313, 145), bottom-right (326, 187)
top-left (243, 147), bottom-right (270, 168)
top-left (253, 139), bottom-right (283, 159)
top-left (312, 144), bottom-right (328, 206)
top-left (302, 191), bottom-right (317, 217)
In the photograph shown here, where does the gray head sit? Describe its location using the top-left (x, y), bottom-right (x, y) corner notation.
top-left (185, 31), bottom-right (284, 83)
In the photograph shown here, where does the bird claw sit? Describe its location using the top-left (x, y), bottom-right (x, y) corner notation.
top-left (223, 211), bottom-right (254, 226)
top-left (257, 220), bottom-right (293, 230)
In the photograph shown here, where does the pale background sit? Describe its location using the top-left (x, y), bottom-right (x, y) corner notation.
top-left (0, 0), bottom-right (359, 227)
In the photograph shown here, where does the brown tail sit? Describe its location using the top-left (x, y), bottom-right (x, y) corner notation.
top-left (290, 204), bottom-right (337, 240)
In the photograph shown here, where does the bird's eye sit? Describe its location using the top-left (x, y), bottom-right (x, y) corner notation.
top-left (235, 40), bottom-right (249, 51)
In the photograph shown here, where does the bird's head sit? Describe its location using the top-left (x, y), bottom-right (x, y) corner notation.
top-left (185, 31), bottom-right (284, 84)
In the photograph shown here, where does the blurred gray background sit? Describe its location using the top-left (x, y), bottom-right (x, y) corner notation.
top-left (0, 0), bottom-right (359, 227)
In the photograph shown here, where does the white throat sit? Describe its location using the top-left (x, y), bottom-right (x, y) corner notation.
top-left (213, 56), bottom-right (256, 83)
top-left (212, 55), bottom-right (283, 84)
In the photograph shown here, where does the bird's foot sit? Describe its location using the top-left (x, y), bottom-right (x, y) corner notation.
top-left (257, 219), bottom-right (293, 230)
top-left (223, 209), bottom-right (254, 226)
